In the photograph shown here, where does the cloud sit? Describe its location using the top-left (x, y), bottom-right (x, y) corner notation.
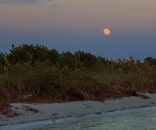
top-left (48, 4), bottom-right (59, 8)
top-left (124, 9), bottom-right (156, 11)
top-left (0, 0), bottom-right (53, 5)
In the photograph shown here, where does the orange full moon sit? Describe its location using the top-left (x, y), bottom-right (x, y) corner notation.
top-left (103, 28), bottom-right (110, 35)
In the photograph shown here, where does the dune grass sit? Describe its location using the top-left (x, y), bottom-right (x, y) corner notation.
top-left (0, 44), bottom-right (156, 110)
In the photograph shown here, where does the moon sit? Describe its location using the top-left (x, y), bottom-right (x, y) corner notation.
top-left (103, 28), bottom-right (110, 35)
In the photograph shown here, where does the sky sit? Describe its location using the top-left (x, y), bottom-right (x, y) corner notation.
top-left (0, 0), bottom-right (156, 61)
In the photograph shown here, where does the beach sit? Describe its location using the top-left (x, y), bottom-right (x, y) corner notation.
top-left (0, 94), bottom-right (156, 129)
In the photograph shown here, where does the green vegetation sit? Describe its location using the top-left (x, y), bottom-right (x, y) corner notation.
top-left (0, 44), bottom-right (156, 110)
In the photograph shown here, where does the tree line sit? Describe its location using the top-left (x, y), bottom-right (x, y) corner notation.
top-left (0, 44), bottom-right (155, 73)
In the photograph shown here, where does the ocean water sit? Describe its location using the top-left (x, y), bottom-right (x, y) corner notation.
top-left (1, 106), bottom-right (156, 130)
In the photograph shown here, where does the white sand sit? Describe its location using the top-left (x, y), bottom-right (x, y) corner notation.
top-left (0, 94), bottom-right (156, 128)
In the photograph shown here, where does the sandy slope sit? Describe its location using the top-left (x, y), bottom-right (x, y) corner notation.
top-left (0, 94), bottom-right (156, 128)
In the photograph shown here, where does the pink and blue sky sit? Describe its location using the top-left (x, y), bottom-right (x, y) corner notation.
top-left (0, 0), bottom-right (156, 61)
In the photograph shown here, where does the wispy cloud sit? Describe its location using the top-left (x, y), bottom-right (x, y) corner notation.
top-left (0, 0), bottom-right (53, 5)
top-left (125, 9), bottom-right (156, 11)
top-left (48, 4), bottom-right (59, 8)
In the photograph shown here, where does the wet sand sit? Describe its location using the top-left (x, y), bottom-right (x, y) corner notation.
top-left (0, 94), bottom-right (156, 127)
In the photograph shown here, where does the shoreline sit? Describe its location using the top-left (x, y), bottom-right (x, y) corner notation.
top-left (1, 94), bottom-right (156, 127)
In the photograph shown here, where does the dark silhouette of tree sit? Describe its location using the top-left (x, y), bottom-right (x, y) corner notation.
top-left (144, 57), bottom-right (156, 65)
top-left (75, 51), bottom-right (97, 69)
top-left (59, 51), bottom-right (75, 69)
top-left (7, 44), bottom-right (60, 66)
